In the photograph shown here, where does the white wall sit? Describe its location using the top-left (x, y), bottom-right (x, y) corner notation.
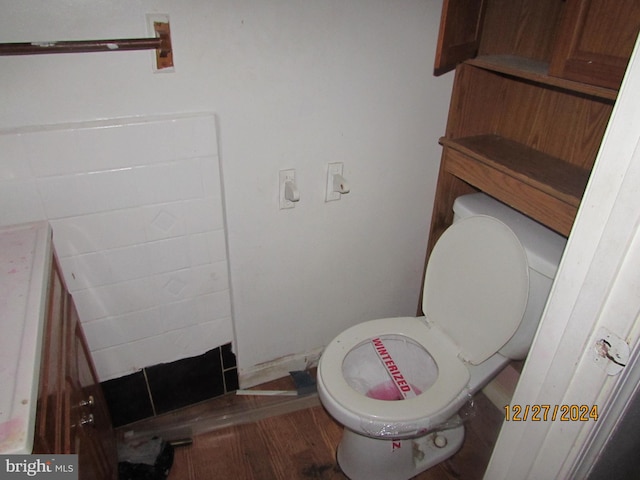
top-left (0, 1), bottom-right (453, 385)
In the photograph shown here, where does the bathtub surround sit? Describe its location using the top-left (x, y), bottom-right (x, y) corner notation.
top-left (0, 113), bottom-right (233, 381)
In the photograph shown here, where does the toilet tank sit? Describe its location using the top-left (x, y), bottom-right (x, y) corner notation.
top-left (452, 193), bottom-right (567, 359)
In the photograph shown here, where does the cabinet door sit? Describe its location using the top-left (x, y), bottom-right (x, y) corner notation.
top-left (434, 0), bottom-right (486, 75)
top-left (33, 262), bottom-right (65, 454)
top-left (549, 0), bottom-right (640, 89)
top-left (66, 298), bottom-right (118, 480)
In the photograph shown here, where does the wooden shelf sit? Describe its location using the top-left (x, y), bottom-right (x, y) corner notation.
top-left (467, 55), bottom-right (618, 101)
top-left (439, 134), bottom-right (591, 236)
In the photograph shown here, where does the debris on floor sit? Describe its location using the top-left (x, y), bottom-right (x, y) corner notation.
top-left (117, 436), bottom-right (174, 480)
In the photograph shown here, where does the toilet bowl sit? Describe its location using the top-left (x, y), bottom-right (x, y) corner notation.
top-left (317, 193), bottom-right (566, 480)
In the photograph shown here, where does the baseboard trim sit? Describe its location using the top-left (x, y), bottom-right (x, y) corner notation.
top-left (239, 347), bottom-right (324, 389)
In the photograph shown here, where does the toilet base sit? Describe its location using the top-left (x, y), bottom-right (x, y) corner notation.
top-left (336, 425), bottom-right (465, 480)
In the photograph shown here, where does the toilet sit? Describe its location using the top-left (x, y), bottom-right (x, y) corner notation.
top-left (317, 193), bottom-right (566, 480)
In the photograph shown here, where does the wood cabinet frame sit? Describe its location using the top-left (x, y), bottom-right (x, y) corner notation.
top-left (33, 255), bottom-right (117, 480)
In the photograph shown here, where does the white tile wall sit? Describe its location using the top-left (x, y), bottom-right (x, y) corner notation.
top-left (0, 113), bottom-right (233, 381)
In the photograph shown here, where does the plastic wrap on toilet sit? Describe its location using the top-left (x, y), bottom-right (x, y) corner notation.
top-left (358, 390), bottom-right (477, 439)
top-left (360, 419), bottom-right (423, 439)
top-left (429, 392), bottom-right (476, 431)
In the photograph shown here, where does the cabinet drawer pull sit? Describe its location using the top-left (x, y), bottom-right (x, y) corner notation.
top-left (79, 395), bottom-right (95, 408)
top-left (80, 413), bottom-right (95, 427)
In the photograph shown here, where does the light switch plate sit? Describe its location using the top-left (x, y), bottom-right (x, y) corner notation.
top-left (279, 169), bottom-right (297, 209)
top-left (326, 162), bottom-right (344, 202)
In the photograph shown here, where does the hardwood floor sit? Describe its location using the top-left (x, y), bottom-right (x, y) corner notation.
top-left (167, 404), bottom-right (344, 479)
top-left (118, 376), bottom-right (504, 480)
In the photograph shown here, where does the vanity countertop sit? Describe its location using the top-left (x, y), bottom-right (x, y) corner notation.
top-left (0, 221), bottom-right (51, 454)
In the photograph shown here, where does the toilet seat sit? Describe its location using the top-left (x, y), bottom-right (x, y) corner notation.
top-left (318, 316), bottom-right (471, 438)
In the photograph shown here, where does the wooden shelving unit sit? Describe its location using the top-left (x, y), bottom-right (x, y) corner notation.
top-left (425, 0), bottom-right (640, 265)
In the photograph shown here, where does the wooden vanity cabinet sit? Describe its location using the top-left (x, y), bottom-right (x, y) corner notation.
top-left (32, 259), bottom-right (65, 454)
top-left (426, 0), bottom-right (639, 265)
top-left (33, 255), bottom-right (117, 480)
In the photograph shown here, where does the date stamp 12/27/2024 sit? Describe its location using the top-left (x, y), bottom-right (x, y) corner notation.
top-left (504, 404), bottom-right (598, 422)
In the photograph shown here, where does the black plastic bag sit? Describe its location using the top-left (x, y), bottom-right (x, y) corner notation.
top-left (118, 438), bottom-right (174, 480)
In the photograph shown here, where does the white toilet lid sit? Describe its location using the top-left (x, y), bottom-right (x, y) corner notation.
top-left (422, 216), bottom-right (529, 365)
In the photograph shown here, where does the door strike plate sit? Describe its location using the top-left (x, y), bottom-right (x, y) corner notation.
top-left (592, 327), bottom-right (629, 375)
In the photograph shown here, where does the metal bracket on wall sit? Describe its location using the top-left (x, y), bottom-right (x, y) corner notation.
top-left (152, 20), bottom-right (174, 70)
top-left (147, 14), bottom-right (174, 72)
